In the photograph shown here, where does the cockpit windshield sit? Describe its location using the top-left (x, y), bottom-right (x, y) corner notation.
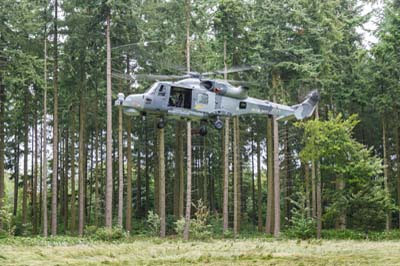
top-left (145, 83), bottom-right (158, 95)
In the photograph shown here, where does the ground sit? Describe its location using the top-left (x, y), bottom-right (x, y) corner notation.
top-left (1, 237), bottom-right (400, 266)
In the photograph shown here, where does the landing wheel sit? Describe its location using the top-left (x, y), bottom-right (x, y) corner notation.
top-left (199, 125), bottom-right (208, 136)
top-left (213, 118), bottom-right (224, 130)
top-left (157, 118), bottom-right (166, 129)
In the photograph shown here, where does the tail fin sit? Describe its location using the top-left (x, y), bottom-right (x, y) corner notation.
top-left (293, 90), bottom-right (320, 120)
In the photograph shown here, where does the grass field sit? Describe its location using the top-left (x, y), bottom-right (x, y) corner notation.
top-left (1, 237), bottom-right (400, 266)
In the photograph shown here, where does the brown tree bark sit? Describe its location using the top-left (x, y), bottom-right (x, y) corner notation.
top-left (118, 103), bottom-right (123, 227)
top-left (22, 93), bottom-right (29, 226)
top-left (70, 110), bottom-right (76, 234)
top-left (174, 122), bottom-right (184, 218)
top-left (223, 117), bottom-right (230, 232)
top-left (382, 117), bottom-right (391, 230)
top-left (273, 114), bottom-right (280, 238)
top-left (183, 120), bottom-right (192, 240)
top-left (51, 0), bottom-right (59, 236)
top-left (136, 127), bottom-right (141, 216)
top-left (126, 117), bottom-right (132, 232)
top-left (33, 108), bottom-right (39, 234)
top-left (42, 34), bottom-right (48, 237)
top-left (315, 108), bottom-right (322, 239)
top-left (266, 115), bottom-right (274, 234)
top-left (94, 92), bottom-right (100, 227)
top-left (257, 137), bottom-right (262, 232)
top-left (158, 126), bottom-right (166, 237)
top-left (0, 77), bottom-right (5, 230)
top-left (233, 116), bottom-right (240, 237)
top-left (105, 10), bottom-right (113, 228)
top-left (78, 83), bottom-right (86, 237)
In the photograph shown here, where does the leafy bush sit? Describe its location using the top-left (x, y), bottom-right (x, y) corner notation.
top-left (146, 210), bottom-right (160, 236)
top-left (84, 226), bottom-right (127, 241)
top-left (285, 192), bottom-right (316, 239)
top-left (0, 205), bottom-right (15, 238)
top-left (175, 199), bottom-right (212, 240)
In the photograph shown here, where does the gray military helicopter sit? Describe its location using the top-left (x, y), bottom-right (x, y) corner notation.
top-left (114, 68), bottom-right (319, 136)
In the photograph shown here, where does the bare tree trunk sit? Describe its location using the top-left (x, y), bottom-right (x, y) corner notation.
top-left (315, 108), bottom-right (322, 239)
top-left (126, 117), bottom-right (132, 232)
top-left (233, 116), bottom-right (240, 237)
top-left (251, 135), bottom-right (256, 226)
top-left (13, 132), bottom-right (19, 217)
top-left (305, 162), bottom-right (311, 218)
top-left (144, 119), bottom-right (150, 215)
top-left (382, 117), bottom-right (390, 231)
top-left (105, 10), bottom-right (113, 228)
top-left (266, 116), bottom-right (274, 234)
top-left (273, 114), bottom-right (280, 238)
top-left (183, 120), bottom-right (192, 240)
top-left (158, 126), bottom-right (166, 237)
top-left (174, 122), bottom-right (184, 218)
top-left (136, 129), bottom-right (142, 217)
top-left (94, 92), bottom-right (100, 227)
top-left (154, 125), bottom-right (159, 215)
top-left (311, 160), bottom-right (316, 219)
top-left (223, 117), bottom-right (229, 232)
top-left (0, 77), bottom-right (5, 230)
top-left (51, 0), bottom-right (59, 236)
top-left (257, 137), bottom-right (262, 232)
top-left (33, 108), bottom-right (39, 234)
top-left (397, 125), bottom-right (400, 229)
top-left (117, 104), bottom-right (123, 227)
top-left (70, 111), bottom-right (76, 234)
top-left (78, 85), bottom-right (86, 237)
top-left (22, 93), bottom-right (29, 226)
top-left (42, 35), bottom-right (48, 237)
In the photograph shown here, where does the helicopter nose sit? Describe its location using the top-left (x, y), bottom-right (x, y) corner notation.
top-left (123, 94), bottom-right (144, 114)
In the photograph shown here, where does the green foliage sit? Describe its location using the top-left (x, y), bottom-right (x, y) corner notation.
top-left (285, 192), bottom-right (316, 239)
top-left (0, 205), bottom-right (15, 238)
top-left (175, 200), bottom-right (212, 240)
top-left (84, 226), bottom-right (127, 241)
top-left (146, 211), bottom-right (161, 237)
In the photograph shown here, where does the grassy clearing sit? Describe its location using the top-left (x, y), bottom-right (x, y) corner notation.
top-left (1, 237), bottom-right (400, 266)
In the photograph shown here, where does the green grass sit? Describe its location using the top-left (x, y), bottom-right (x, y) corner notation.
top-left (1, 237), bottom-right (400, 265)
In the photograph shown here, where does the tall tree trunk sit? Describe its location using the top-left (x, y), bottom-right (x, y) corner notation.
top-left (42, 34), bottom-right (48, 237)
top-left (78, 84), bottom-right (86, 237)
top-left (233, 116), bottom-right (240, 237)
top-left (315, 108), bottom-right (322, 239)
top-left (174, 122), bottom-right (184, 218)
top-left (105, 10), bottom-right (113, 228)
top-left (257, 137), bottom-right (262, 232)
top-left (70, 111), bottom-right (76, 234)
top-left (13, 132), bottom-right (19, 217)
top-left (273, 113), bottom-right (280, 237)
top-left (283, 124), bottom-right (291, 223)
top-left (145, 122), bottom-right (150, 215)
top-left (158, 126), bottom-right (166, 237)
top-left (382, 117), bottom-right (390, 230)
top-left (223, 117), bottom-right (229, 232)
top-left (335, 175), bottom-right (346, 229)
top-left (63, 126), bottom-right (69, 232)
top-left (33, 108), bottom-right (39, 234)
top-left (136, 126), bottom-right (141, 217)
top-left (154, 124), bottom-right (159, 215)
top-left (184, 120), bottom-right (192, 240)
top-left (51, 0), bottom-right (59, 236)
top-left (0, 77), bottom-right (5, 230)
top-left (305, 162), bottom-right (311, 218)
top-left (397, 125), bottom-right (400, 229)
top-left (94, 93), bottom-right (100, 227)
top-left (22, 93), bottom-right (29, 226)
top-left (126, 117), bottom-right (132, 232)
top-left (266, 115), bottom-right (274, 234)
top-left (118, 102), bottom-right (123, 226)
top-left (251, 135), bottom-right (256, 226)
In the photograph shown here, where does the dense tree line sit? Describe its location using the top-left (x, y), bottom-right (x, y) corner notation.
top-left (0, 0), bottom-right (399, 239)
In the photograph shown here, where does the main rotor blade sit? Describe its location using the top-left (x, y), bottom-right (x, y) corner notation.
top-left (203, 65), bottom-right (257, 76)
top-left (135, 73), bottom-right (189, 81)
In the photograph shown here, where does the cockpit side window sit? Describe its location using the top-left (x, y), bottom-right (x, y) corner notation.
top-left (157, 85), bottom-right (166, 96)
top-left (145, 83), bottom-right (158, 95)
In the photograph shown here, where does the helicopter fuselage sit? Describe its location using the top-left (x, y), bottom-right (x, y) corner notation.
top-left (120, 78), bottom-right (319, 122)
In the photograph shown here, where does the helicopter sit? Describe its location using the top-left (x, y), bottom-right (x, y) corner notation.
top-left (114, 69), bottom-right (320, 136)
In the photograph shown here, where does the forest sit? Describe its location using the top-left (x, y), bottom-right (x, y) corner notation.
top-left (1, 0), bottom-right (400, 260)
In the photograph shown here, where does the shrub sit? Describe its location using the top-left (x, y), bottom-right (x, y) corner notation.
top-left (285, 192), bottom-right (316, 239)
top-left (175, 199), bottom-right (212, 240)
top-left (0, 205), bottom-right (15, 238)
top-left (85, 226), bottom-right (127, 241)
top-left (146, 210), bottom-right (160, 236)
